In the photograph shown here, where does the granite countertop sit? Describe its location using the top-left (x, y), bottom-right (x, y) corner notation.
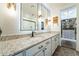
top-left (0, 32), bottom-right (60, 56)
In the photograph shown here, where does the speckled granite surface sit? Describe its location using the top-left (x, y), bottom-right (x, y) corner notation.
top-left (0, 32), bottom-right (60, 56)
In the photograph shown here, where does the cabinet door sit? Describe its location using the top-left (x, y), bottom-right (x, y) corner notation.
top-left (57, 34), bottom-right (60, 46)
top-left (55, 36), bottom-right (58, 49)
top-left (44, 45), bottom-right (51, 56)
top-left (44, 39), bottom-right (51, 56)
top-left (35, 50), bottom-right (44, 56)
top-left (25, 41), bottom-right (45, 56)
top-left (51, 38), bottom-right (56, 54)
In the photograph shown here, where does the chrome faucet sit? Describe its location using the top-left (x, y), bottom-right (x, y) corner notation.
top-left (0, 27), bottom-right (2, 36)
top-left (0, 27), bottom-right (2, 40)
top-left (32, 31), bottom-right (34, 37)
top-left (31, 26), bottom-right (34, 37)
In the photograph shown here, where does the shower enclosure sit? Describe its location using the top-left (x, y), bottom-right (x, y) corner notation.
top-left (61, 18), bottom-right (76, 40)
top-left (61, 18), bottom-right (76, 49)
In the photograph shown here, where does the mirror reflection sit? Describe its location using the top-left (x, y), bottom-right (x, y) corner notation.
top-left (20, 3), bottom-right (50, 31)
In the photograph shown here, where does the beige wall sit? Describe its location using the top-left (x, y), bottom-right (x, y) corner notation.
top-left (0, 3), bottom-right (32, 36)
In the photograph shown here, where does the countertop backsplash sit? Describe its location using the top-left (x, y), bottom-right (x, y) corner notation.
top-left (0, 34), bottom-right (31, 41)
top-left (0, 32), bottom-right (43, 41)
top-left (0, 31), bottom-right (60, 41)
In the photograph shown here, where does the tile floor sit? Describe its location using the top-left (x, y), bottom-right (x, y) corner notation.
top-left (61, 39), bottom-right (76, 49)
top-left (53, 38), bottom-right (79, 56)
top-left (53, 46), bottom-right (78, 56)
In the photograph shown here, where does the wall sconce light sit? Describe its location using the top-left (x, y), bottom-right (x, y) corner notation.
top-left (53, 16), bottom-right (59, 25)
top-left (7, 3), bottom-right (16, 10)
top-left (6, 3), bottom-right (16, 16)
top-left (37, 10), bottom-right (42, 18)
top-left (45, 19), bottom-right (48, 27)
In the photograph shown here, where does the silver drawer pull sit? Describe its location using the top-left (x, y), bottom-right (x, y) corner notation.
top-left (38, 45), bottom-right (43, 49)
top-left (45, 48), bottom-right (47, 50)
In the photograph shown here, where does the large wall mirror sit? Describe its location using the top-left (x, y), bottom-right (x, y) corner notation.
top-left (20, 3), bottom-right (50, 31)
top-left (20, 3), bottom-right (38, 31)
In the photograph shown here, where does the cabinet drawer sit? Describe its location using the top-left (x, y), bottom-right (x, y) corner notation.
top-left (26, 42), bottom-right (45, 56)
top-left (35, 50), bottom-right (44, 56)
top-left (44, 39), bottom-right (51, 46)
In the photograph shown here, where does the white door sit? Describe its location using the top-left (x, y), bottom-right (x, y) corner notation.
top-left (44, 46), bottom-right (51, 56)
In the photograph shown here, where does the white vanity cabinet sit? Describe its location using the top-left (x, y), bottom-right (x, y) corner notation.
top-left (51, 34), bottom-right (60, 54)
top-left (44, 39), bottom-right (51, 56)
top-left (54, 36), bottom-right (59, 49)
top-left (14, 33), bottom-right (60, 56)
top-left (56, 34), bottom-right (60, 46)
top-left (51, 37), bottom-right (56, 54)
top-left (26, 38), bottom-right (52, 56)
top-left (25, 42), bottom-right (45, 56)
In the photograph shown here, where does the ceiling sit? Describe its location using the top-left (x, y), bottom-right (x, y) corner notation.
top-left (47, 3), bottom-right (76, 10)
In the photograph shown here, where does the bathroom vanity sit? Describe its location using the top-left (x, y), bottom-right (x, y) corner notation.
top-left (0, 32), bottom-right (60, 56)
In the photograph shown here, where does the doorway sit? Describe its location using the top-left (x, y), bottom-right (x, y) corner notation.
top-left (61, 18), bottom-right (76, 49)
top-left (60, 6), bottom-right (77, 49)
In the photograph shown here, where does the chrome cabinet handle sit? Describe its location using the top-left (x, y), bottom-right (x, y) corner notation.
top-left (45, 48), bottom-right (47, 50)
top-left (38, 45), bottom-right (43, 49)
